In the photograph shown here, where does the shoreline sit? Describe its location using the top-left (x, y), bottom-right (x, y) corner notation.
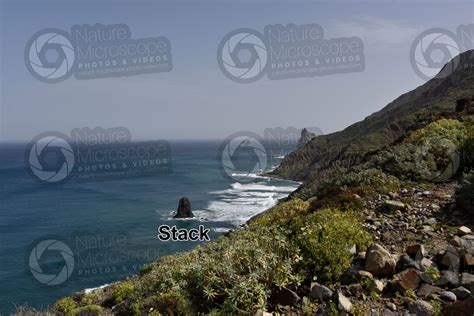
top-left (80, 175), bottom-right (300, 297)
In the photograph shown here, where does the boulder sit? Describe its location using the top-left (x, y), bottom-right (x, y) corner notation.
top-left (420, 258), bottom-right (437, 271)
top-left (451, 236), bottom-right (464, 248)
top-left (365, 244), bottom-right (396, 276)
top-left (436, 270), bottom-right (460, 288)
top-left (393, 268), bottom-right (422, 290)
top-left (398, 254), bottom-right (421, 270)
top-left (458, 226), bottom-right (472, 236)
top-left (417, 284), bottom-right (442, 298)
top-left (440, 245), bottom-right (461, 271)
top-left (370, 279), bottom-right (385, 293)
top-left (384, 200), bottom-right (406, 212)
top-left (309, 283), bottom-right (333, 301)
top-left (452, 286), bottom-right (471, 300)
top-left (464, 253), bottom-right (474, 267)
top-left (174, 197), bottom-right (194, 218)
top-left (337, 292), bottom-right (352, 313)
top-left (406, 244), bottom-right (426, 259)
top-left (357, 270), bottom-right (373, 280)
top-left (386, 302), bottom-right (397, 311)
top-left (271, 287), bottom-right (300, 306)
top-left (440, 291), bottom-right (457, 302)
top-left (407, 300), bottom-right (435, 316)
top-left (380, 309), bottom-right (395, 316)
top-left (461, 272), bottom-right (474, 286)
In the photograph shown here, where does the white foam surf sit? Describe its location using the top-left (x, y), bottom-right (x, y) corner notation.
top-left (193, 180), bottom-right (299, 226)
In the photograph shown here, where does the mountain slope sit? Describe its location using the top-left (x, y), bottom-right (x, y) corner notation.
top-left (270, 50), bottom-right (474, 195)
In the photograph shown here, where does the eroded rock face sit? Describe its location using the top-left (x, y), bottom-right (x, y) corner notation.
top-left (365, 243), bottom-right (396, 276)
top-left (174, 197), bottom-right (194, 218)
top-left (297, 128), bottom-right (316, 148)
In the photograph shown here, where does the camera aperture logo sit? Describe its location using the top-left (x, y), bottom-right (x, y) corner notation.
top-left (217, 23), bottom-right (365, 83)
top-left (28, 239), bottom-right (75, 286)
top-left (217, 127), bottom-right (323, 183)
top-left (25, 23), bottom-right (172, 83)
top-left (218, 132), bottom-right (270, 183)
top-left (410, 24), bottom-right (474, 81)
top-left (25, 127), bottom-right (171, 184)
top-left (27, 232), bottom-right (166, 286)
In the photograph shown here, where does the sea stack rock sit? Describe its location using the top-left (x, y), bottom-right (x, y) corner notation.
top-left (174, 197), bottom-right (194, 218)
top-left (297, 128), bottom-right (316, 148)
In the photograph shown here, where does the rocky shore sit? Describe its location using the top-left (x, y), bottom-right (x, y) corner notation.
top-left (252, 183), bottom-right (474, 315)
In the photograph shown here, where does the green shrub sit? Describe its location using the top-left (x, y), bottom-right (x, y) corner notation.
top-left (373, 119), bottom-right (468, 182)
top-left (71, 305), bottom-right (102, 316)
top-left (138, 292), bottom-right (192, 315)
top-left (409, 119), bottom-right (467, 147)
top-left (126, 224), bottom-right (303, 314)
top-left (331, 167), bottom-right (400, 196)
top-left (308, 167), bottom-right (398, 212)
top-left (424, 267), bottom-right (441, 283)
top-left (291, 209), bottom-right (373, 281)
top-left (249, 198), bottom-right (309, 227)
top-left (189, 226), bottom-right (303, 313)
top-left (111, 281), bottom-right (135, 304)
top-left (429, 299), bottom-right (442, 316)
top-left (309, 186), bottom-right (364, 212)
top-left (54, 297), bottom-right (77, 313)
top-left (79, 292), bottom-right (103, 307)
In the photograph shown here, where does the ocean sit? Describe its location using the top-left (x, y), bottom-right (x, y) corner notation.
top-left (0, 140), bottom-right (299, 314)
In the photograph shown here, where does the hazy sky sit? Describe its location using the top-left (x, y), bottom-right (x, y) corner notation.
top-left (1, 0), bottom-right (473, 141)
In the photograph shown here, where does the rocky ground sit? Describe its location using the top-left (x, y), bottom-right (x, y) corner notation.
top-left (258, 183), bottom-right (474, 316)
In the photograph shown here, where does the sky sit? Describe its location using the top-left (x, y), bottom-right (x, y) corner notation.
top-left (1, 0), bottom-right (473, 141)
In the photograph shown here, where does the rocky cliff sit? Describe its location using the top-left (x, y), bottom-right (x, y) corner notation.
top-left (270, 50), bottom-right (474, 198)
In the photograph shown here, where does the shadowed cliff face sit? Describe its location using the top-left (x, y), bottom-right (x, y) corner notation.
top-left (270, 50), bottom-right (474, 194)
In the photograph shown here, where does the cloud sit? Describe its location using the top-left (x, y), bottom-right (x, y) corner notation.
top-left (327, 16), bottom-right (425, 48)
